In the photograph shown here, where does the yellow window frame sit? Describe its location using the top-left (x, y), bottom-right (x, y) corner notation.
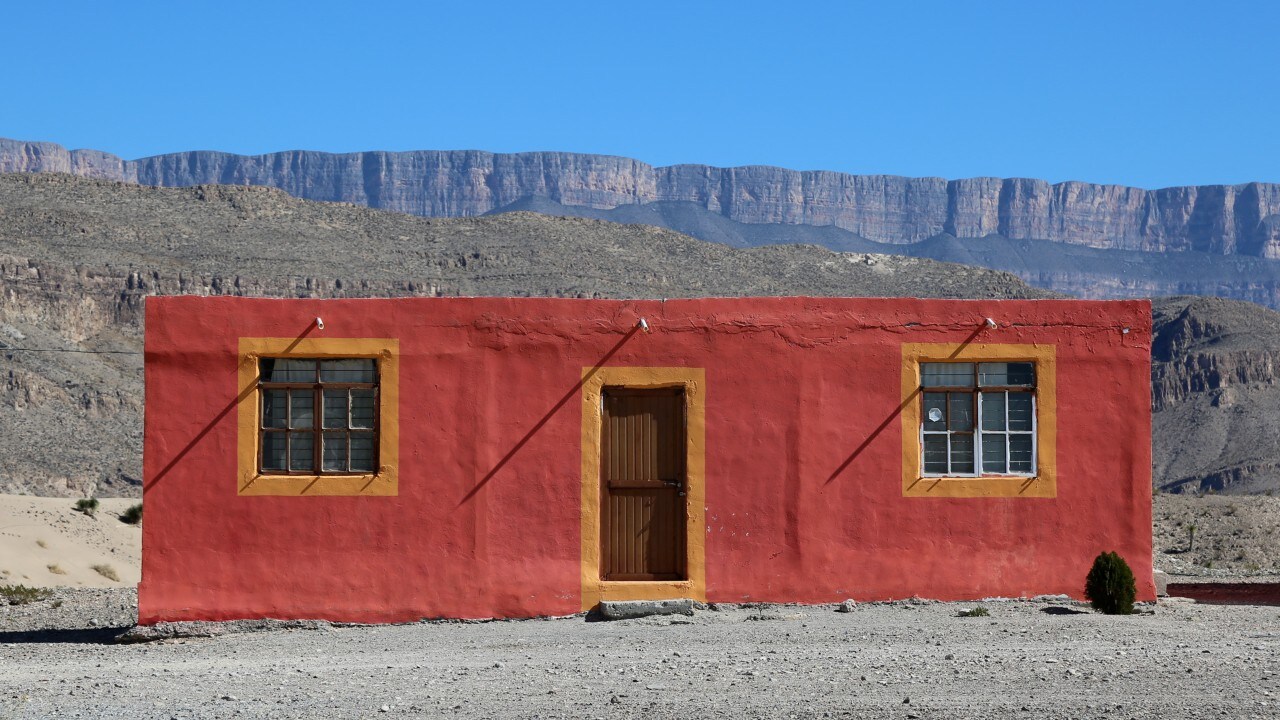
top-left (900, 343), bottom-right (1056, 498)
top-left (236, 337), bottom-right (399, 496)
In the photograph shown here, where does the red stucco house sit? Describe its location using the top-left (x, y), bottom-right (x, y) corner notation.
top-left (140, 296), bottom-right (1153, 623)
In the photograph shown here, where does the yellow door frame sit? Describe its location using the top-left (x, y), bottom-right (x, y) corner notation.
top-left (579, 366), bottom-right (707, 610)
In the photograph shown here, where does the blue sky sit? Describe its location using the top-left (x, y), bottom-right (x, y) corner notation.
top-left (2, 1), bottom-right (1277, 188)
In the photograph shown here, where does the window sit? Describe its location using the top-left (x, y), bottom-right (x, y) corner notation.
top-left (238, 338), bottom-right (398, 496)
top-left (258, 358), bottom-right (378, 474)
top-left (920, 361), bottom-right (1036, 477)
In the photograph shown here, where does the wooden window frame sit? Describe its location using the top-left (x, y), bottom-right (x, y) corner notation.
top-left (257, 358), bottom-right (380, 476)
top-left (236, 337), bottom-right (399, 497)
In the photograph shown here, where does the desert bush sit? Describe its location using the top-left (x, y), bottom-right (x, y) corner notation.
top-left (91, 564), bottom-right (120, 582)
top-left (1084, 551), bottom-right (1137, 615)
top-left (74, 497), bottom-right (99, 517)
top-left (957, 606), bottom-right (990, 618)
top-left (46, 564), bottom-right (66, 575)
top-left (120, 503), bottom-right (142, 525)
top-left (0, 584), bottom-right (53, 605)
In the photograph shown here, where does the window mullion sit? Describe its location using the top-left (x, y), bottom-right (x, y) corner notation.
top-left (944, 391), bottom-right (952, 476)
top-left (998, 389), bottom-right (1008, 474)
top-left (314, 386), bottom-right (323, 474)
top-left (1031, 394), bottom-right (1038, 474)
top-left (945, 431), bottom-right (952, 476)
top-left (975, 390), bottom-right (983, 476)
top-left (285, 388), bottom-right (294, 472)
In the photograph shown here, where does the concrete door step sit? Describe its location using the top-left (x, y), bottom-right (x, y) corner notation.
top-left (598, 599), bottom-right (695, 620)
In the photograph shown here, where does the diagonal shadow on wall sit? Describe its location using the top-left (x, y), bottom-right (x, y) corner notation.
top-left (145, 321), bottom-right (318, 492)
top-left (824, 324), bottom-right (986, 485)
top-left (458, 326), bottom-right (641, 506)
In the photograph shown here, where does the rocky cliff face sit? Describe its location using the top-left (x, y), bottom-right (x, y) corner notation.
top-left (1151, 296), bottom-right (1280, 494)
top-left (6, 137), bottom-right (1280, 257)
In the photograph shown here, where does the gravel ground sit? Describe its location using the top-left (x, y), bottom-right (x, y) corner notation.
top-left (1, 590), bottom-right (1278, 719)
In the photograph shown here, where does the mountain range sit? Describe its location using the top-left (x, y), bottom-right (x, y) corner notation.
top-left (0, 173), bottom-right (1275, 499)
top-left (6, 138), bottom-right (1280, 308)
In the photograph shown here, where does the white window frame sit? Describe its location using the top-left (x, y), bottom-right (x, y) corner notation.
top-left (919, 363), bottom-right (1038, 478)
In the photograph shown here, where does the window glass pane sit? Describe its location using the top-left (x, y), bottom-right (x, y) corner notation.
top-left (260, 358), bottom-right (316, 383)
top-left (948, 392), bottom-right (973, 431)
top-left (322, 432), bottom-right (348, 472)
top-left (1007, 393), bottom-right (1034, 431)
top-left (981, 434), bottom-right (1007, 473)
top-left (350, 390), bottom-right (376, 429)
top-left (290, 391), bottom-right (314, 429)
top-left (1009, 433), bottom-right (1034, 473)
top-left (923, 393), bottom-right (947, 431)
top-left (950, 434), bottom-right (974, 474)
top-left (922, 363), bottom-right (974, 388)
top-left (350, 434), bottom-right (375, 472)
top-left (323, 390), bottom-right (348, 429)
top-left (922, 434), bottom-right (949, 474)
top-left (321, 359), bottom-right (376, 383)
top-left (289, 432), bottom-right (314, 471)
top-left (261, 432), bottom-right (286, 470)
top-left (980, 392), bottom-right (1006, 431)
top-left (262, 389), bottom-right (288, 428)
top-left (978, 362), bottom-right (1034, 387)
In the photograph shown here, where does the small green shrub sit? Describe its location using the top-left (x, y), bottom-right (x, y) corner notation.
top-left (74, 497), bottom-right (99, 517)
top-left (957, 606), bottom-right (990, 618)
top-left (119, 503), bottom-right (143, 525)
top-left (1084, 551), bottom-right (1137, 615)
top-left (0, 584), bottom-right (53, 605)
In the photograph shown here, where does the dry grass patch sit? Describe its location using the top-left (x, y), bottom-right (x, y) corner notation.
top-left (36, 539), bottom-right (47, 549)
top-left (1, 584), bottom-right (52, 605)
top-left (47, 563), bottom-right (66, 575)
top-left (74, 497), bottom-right (99, 517)
top-left (119, 503), bottom-right (142, 525)
top-left (91, 564), bottom-right (120, 582)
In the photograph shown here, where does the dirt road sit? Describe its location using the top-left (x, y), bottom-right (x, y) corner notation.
top-left (1, 589), bottom-right (1277, 719)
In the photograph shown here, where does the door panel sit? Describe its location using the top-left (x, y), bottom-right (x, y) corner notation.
top-left (601, 388), bottom-right (686, 581)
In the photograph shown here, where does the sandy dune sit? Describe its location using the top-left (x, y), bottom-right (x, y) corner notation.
top-left (2, 490), bottom-right (1276, 594)
top-left (0, 494), bottom-right (140, 588)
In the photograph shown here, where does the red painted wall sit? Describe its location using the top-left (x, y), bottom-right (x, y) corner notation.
top-left (140, 296), bottom-right (1153, 623)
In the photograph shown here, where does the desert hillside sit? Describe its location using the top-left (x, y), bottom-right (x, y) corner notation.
top-left (5, 173), bottom-right (1280, 499)
top-left (0, 172), bottom-right (1045, 497)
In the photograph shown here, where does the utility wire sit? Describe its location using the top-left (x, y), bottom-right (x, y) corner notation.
top-left (2, 346), bottom-right (142, 355)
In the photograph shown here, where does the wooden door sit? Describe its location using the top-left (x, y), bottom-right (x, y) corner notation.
top-left (601, 388), bottom-right (686, 581)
